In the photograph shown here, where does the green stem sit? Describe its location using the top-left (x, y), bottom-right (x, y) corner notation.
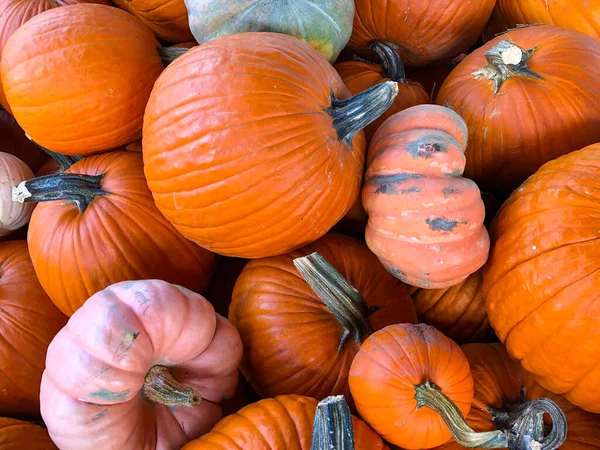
top-left (327, 81), bottom-right (398, 145)
top-left (157, 46), bottom-right (189, 66)
top-left (12, 173), bottom-right (107, 212)
top-left (310, 396), bottom-right (355, 450)
top-left (370, 42), bottom-right (407, 83)
top-left (293, 252), bottom-right (378, 350)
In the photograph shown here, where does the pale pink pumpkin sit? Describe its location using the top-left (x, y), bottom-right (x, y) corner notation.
top-left (40, 279), bottom-right (243, 450)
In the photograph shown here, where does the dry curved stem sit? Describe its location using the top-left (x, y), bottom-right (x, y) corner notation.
top-left (157, 46), bottom-right (190, 66)
top-left (472, 40), bottom-right (543, 93)
top-left (142, 365), bottom-right (202, 408)
top-left (370, 41), bottom-right (407, 83)
top-left (293, 252), bottom-right (379, 350)
top-left (311, 395), bottom-right (355, 450)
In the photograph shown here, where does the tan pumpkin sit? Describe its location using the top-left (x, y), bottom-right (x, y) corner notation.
top-left (0, 152), bottom-right (33, 236)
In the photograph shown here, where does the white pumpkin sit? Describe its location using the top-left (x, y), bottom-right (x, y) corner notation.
top-left (0, 152), bottom-right (34, 236)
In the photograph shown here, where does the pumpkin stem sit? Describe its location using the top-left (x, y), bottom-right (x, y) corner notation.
top-left (327, 81), bottom-right (399, 145)
top-left (370, 42), bottom-right (407, 83)
top-left (157, 46), bottom-right (189, 66)
top-left (311, 395), bottom-right (355, 450)
top-left (24, 133), bottom-right (83, 172)
top-left (142, 365), bottom-right (202, 408)
top-left (293, 252), bottom-right (377, 350)
top-left (12, 173), bottom-right (107, 212)
top-left (471, 40), bottom-right (543, 93)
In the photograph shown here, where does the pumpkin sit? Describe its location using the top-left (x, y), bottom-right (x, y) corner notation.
top-left (184, 0), bottom-right (354, 63)
top-left (112, 0), bottom-right (193, 43)
top-left (40, 279), bottom-right (242, 450)
top-left (0, 153), bottom-right (33, 236)
top-left (143, 32), bottom-right (399, 259)
top-left (0, 241), bottom-right (67, 418)
top-left (334, 42), bottom-right (430, 142)
top-left (495, 0), bottom-right (600, 41)
top-left (0, 108), bottom-right (49, 172)
top-left (0, 417), bottom-right (57, 449)
top-left (229, 233), bottom-right (417, 404)
top-left (349, 0), bottom-right (496, 66)
top-left (410, 269), bottom-right (495, 344)
top-left (1, 4), bottom-right (164, 155)
top-left (483, 143), bottom-right (600, 413)
top-left (0, 0), bottom-right (110, 113)
top-left (435, 344), bottom-right (586, 450)
top-left (13, 151), bottom-right (216, 316)
top-left (181, 394), bottom-right (389, 450)
top-left (436, 25), bottom-right (600, 194)
top-left (362, 104), bottom-right (490, 289)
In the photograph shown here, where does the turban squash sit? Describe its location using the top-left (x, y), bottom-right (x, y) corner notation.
top-left (13, 151), bottom-right (216, 316)
top-left (437, 25), bottom-right (600, 193)
top-left (142, 32), bottom-right (398, 258)
top-left (229, 233), bottom-right (417, 405)
top-left (362, 104), bottom-right (490, 289)
top-left (40, 279), bottom-right (243, 450)
top-left (483, 143), bottom-right (600, 413)
top-left (1, 4), bottom-right (164, 155)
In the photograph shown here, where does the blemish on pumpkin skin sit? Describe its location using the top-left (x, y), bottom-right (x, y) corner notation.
top-left (88, 388), bottom-right (130, 402)
top-left (91, 409), bottom-right (108, 422)
top-left (426, 218), bottom-right (459, 232)
top-left (400, 186), bottom-right (421, 194)
top-left (113, 330), bottom-right (139, 359)
top-left (443, 186), bottom-right (463, 198)
top-left (406, 135), bottom-right (448, 159)
top-left (99, 366), bottom-right (110, 375)
top-left (369, 174), bottom-right (424, 195)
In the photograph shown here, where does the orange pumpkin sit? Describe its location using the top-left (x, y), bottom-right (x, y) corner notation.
top-left (349, 0), bottom-right (496, 66)
top-left (14, 151), bottom-right (216, 316)
top-left (363, 104), bottom-right (490, 289)
top-left (495, 0), bottom-right (600, 41)
top-left (0, 417), bottom-right (57, 449)
top-left (483, 143), bottom-right (600, 413)
top-left (112, 0), bottom-right (193, 43)
top-left (410, 269), bottom-right (495, 344)
top-left (143, 32), bottom-right (398, 258)
top-left (334, 42), bottom-right (430, 142)
top-left (437, 25), bottom-right (600, 193)
top-left (1, 4), bottom-right (164, 155)
top-left (0, 241), bottom-right (67, 418)
top-left (182, 395), bottom-right (389, 450)
top-left (229, 233), bottom-right (417, 405)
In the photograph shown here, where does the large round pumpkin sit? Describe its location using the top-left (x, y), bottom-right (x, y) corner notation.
top-left (185, 0), bottom-right (354, 63)
top-left (437, 25), bottom-right (600, 193)
top-left (349, 0), bottom-right (496, 66)
top-left (1, 4), bottom-right (164, 155)
top-left (0, 241), bottom-right (67, 418)
top-left (0, 417), bottom-right (57, 449)
top-left (334, 42), bottom-right (430, 142)
top-left (0, 0), bottom-right (110, 114)
top-left (143, 32), bottom-right (398, 259)
top-left (483, 143), bottom-right (600, 413)
top-left (14, 151), bottom-right (216, 316)
top-left (40, 279), bottom-right (243, 450)
top-left (363, 104), bottom-right (489, 289)
top-left (182, 394), bottom-right (389, 450)
top-left (229, 233), bottom-right (417, 404)
top-left (434, 343), bottom-right (587, 450)
top-left (495, 0), bottom-right (600, 41)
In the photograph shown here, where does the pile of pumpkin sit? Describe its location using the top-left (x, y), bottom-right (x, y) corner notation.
top-left (0, 0), bottom-right (599, 449)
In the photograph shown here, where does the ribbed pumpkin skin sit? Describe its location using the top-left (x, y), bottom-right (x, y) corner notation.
top-left (0, 241), bottom-right (67, 418)
top-left (185, 0), bottom-right (354, 63)
top-left (0, 108), bottom-right (48, 172)
top-left (483, 144), bottom-right (600, 413)
top-left (229, 233), bottom-right (417, 403)
top-left (0, 0), bottom-right (110, 113)
top-left (40, 280), bottom-right (242, 450)
top-left (363, 104), bottom-right (490, 289)
top-left (410, 269), bottom-right (494, 344)
top-left (181, 395), bottom-right (389, 450)
top-left (334, 60), bottom-right (430, 142)
top-left (143, 32), bottom-right (366, 259)
top-left (437, 25), bottom-right (600, 193)
top-left (349, 0), bottom-right (496, 66)
top-left (0, 417), bottom-right (57, 449)
top-left (349, 323), bottom-right (474, 449)
top-left (28, 151), bottom-right (216, 316)
top-left (496, 0), bottom-right (600, 40)
top-left (435, 343), bottom-right (600, 450)
top-left (1, 4), bottom-right (164, 155)
top-left (113, 0), bottom-right (192, 43)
